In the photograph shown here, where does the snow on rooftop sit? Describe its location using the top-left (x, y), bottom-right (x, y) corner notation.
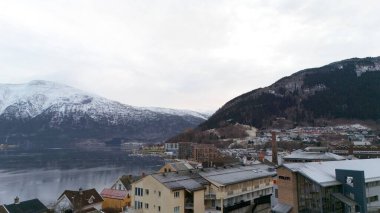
top-left (284, 158), bottom-right (380, 187)
top-left (335, 124), bottom-right (370, 130)
top-left (283, 150), bottom-right (346, 161)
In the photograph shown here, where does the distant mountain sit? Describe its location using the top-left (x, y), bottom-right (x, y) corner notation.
top-left (0, 80), bottom-right (207, 146)
top-left (200, 56), bottom-right (380, 130)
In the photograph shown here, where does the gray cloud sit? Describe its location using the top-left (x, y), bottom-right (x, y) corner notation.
top-left (1, 0), bottom-right (380, 111)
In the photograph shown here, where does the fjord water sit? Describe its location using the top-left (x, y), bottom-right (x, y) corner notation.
top-left (0, 147), bottom-right (164, 205)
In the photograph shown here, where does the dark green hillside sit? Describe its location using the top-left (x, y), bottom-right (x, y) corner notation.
top-left (200, 56), bottom-right (380, 130)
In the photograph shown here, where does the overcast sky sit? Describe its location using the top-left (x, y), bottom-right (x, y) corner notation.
top-left (1, 0), bottom-right (380, 111)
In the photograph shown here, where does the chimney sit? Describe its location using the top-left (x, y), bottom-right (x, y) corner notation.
top-left (271, 131), bottom-right (278, 165)
top-left (258, 150), bottom-right (265, 162)
top-left (79, 188), bottom-right (83, 195)
top-left (14, 196), bottom-right (20, 204)
top-left (348, 144), bottom-right (354, 155)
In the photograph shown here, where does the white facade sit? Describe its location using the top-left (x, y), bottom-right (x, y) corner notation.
top-left (112, 179), bottom-right (127, 191)
top-left (366, 180), bottom-right (380, 212)
top-left (55, 194), bottom-right (102, 213)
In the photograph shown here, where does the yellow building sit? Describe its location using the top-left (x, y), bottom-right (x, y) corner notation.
top-left (130, 164), bottom-right (276, 213)
top-left (101, 189), bottom-right (130, 211)
top-left (100, 175), bottom-right (135, 211)
top-left (131, 172), bottom-right (207, 213)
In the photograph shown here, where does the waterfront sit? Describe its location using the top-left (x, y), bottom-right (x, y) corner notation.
top-left (0, 147), bottom-right (165, 205)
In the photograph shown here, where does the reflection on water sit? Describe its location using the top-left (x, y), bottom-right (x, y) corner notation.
top-left (0, 147), bottom-right (164, 205)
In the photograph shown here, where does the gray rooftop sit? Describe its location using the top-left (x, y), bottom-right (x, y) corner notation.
top-left (170, 162), bottom-right (194, 171)
top-left (284, 158), bottom-right (380, 187)
top-left (151, 172), bottom-right (208, 192)
top-left (199, 164), bottom-right (276, 186)
top-left (283, 150), bottom-right (346, 161)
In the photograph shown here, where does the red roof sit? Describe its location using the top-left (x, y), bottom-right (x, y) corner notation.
top-left (101, 188), bottom-right (129, 200)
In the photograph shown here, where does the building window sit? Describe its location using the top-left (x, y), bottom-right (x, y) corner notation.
top-left (134, 187), bottom-right (144, 196)
top-left (158, 206), bottom-right (161, 212)
top-left (275, 189), bottom-right (278, 198)
top-left (145, 203), bottom-right (149, 209)
top-left (134, 201), bottom-right (143, 209)
top-left (145, 189), bottom-right (149, 195)
top-left (279, 176), bottom-right (291, 181)
top-left (368, 195), bottom-right (379, 203)
top-left (174, 206), bottom-right (180, 213)
top-left (174, 191), bottom-right (180, 198)
top-left (158, 191), bottom-right (161, 197)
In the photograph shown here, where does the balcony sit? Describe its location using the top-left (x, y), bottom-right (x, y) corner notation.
top-left (205, 208), bottom-right (222, 213)
top-left (185, 202), bottom-right (194, 209)
top-left (224, 200), bottom-right (251, 212)
top-left (205, 193), bottom-right (216, 200)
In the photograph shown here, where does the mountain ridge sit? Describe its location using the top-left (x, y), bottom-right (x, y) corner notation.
top-left (0, 80), bottom-right (207, 146)
top-left (200, 56), bottom-right (380, 130)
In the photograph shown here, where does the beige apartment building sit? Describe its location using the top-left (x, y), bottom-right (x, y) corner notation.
top-left (130, 164), bottom-right (276, 213)
top-left (131, 172), bottom-right (207, 213)
top-left (200, 164), bottom-right (276, 213)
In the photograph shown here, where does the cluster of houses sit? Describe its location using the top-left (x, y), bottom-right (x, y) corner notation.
top-left (0, 160), bottom-right (276, 213)
top-left (0, 174), bottom-right (134, 213)
top-left (242, 124), bottom-right (378, 147)
top-left (1, 125), bottom-right (380, 213)
top-left (2, 153), bottom-right (380, 213)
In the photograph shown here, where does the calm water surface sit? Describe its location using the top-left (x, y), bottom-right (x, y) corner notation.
top-left (0, 147), bottom-right (164, 205)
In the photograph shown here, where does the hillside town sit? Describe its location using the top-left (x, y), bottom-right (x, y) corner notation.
top-left (1, 124), bottom-right (380, 213)
top-left (2, 0), bottom-right (380, 212)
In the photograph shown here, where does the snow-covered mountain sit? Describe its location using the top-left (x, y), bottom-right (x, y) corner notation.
top-left (0, 80), bottom-right (207, 145)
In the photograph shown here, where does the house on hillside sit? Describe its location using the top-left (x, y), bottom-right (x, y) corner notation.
top-left (101, 175), bottom-right (136, 211)
top-left (55, 188), bottom-right (103, 213)
top-left (0, 197), bottom-right (48, 213)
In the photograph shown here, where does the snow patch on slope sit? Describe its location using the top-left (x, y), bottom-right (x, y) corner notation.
top-left (0, 80), bottom-right (207, 123)
top-left (142, 107), bottom-right (209, 120)
top-left (355, 62), bottom-right (380, 76)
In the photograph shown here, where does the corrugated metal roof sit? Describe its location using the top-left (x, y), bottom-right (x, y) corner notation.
top-left (100, 188), bottom-right (128, 200)
top-left (151, 164), bottom-right (275, 190)
top-left (283, 150), bottom-right (346, 161)
top-left (199, 164), bottom-right (276, 186)
top-left (152, 173), bottom-right (207, 192)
